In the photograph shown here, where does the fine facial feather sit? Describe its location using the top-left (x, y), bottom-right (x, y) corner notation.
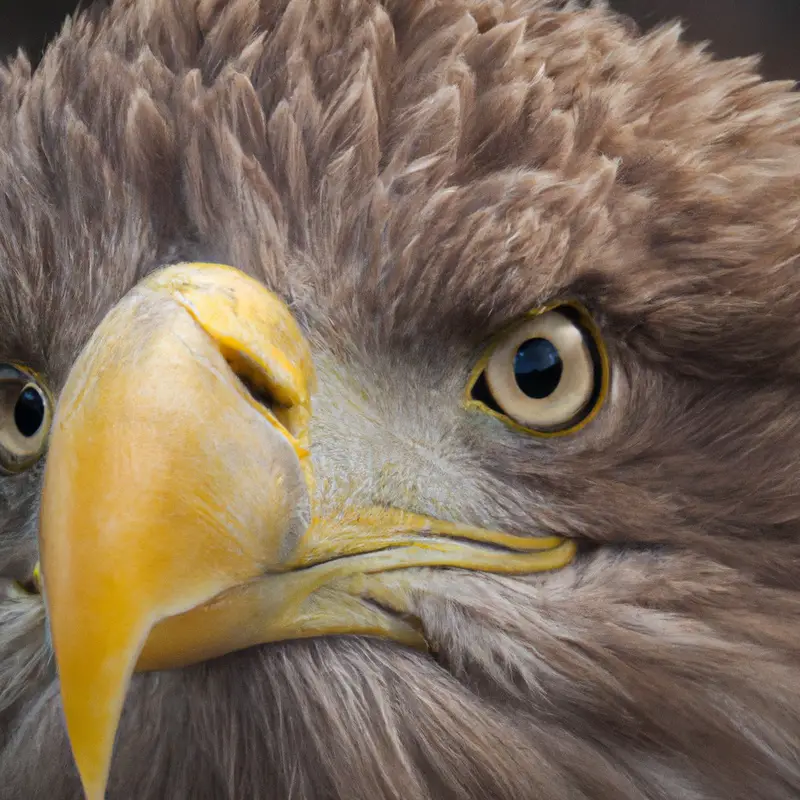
top-left (2, 0), bottom-right (800, 797)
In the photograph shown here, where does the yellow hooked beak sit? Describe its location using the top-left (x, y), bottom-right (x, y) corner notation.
top-left (38, 263), bottom-right (576, 800)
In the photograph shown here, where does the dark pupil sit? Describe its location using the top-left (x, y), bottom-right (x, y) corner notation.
top-left (14, 387), bottom-right (45, 438)
top-left (513, 338), bottom-right (563, 399)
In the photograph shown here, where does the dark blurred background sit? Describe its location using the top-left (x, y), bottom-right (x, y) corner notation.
top-left (0, 0), bottom-right (799, 80)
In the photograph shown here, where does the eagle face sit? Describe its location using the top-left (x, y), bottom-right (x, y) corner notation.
top-left (2, 1), bottom-right (800, 798)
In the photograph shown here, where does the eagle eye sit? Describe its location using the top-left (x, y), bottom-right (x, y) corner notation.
top-left (0, 365), bottom-right (52, 473)
top-left (467, 304), bottom-right (608, 436)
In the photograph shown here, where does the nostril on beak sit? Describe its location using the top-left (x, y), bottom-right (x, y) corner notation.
top-left (235, 370), bottom-right (278, 414)
top-left (229, 364), bottom-right (300, 438)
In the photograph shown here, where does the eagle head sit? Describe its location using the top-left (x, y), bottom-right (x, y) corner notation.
top-left (1, 1), bottom-right (800, 798)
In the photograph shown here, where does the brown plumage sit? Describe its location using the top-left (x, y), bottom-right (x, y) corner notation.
top-left (2, 1), bottom-right (800, 798)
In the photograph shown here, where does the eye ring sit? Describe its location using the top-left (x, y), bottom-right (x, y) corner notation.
top-left (0, 365), bottom-right (52, 474)
top-left (465, 302), bottom-right (608, 437)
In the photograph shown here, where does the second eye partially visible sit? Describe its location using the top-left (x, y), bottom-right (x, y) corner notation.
top-left (0, 365), bottom-right (52, 474)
